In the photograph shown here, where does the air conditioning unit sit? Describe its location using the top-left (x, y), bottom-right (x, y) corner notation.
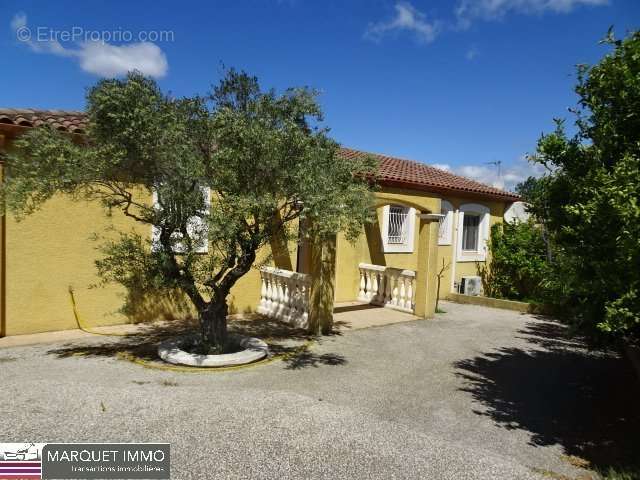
top-left (460, 276), bottom-right (482, 296)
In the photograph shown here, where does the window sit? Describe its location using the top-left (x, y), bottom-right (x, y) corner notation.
top-left (457, 203), bottom-right (490, 261)
top-left (438, 200), bottom-right (453, 245)
top-left (152, 186), bottom-right (210, 253)
top-left (462, 214), bottom-right (480, 251)
top-left (382, 204), bottom-right (416, 253)
top-left (387, 206), bottom-right (409, 244)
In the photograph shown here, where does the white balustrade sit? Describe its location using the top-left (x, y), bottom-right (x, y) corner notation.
top-left (357, 263), bottom-right (416, 313)
top-left (257, 266), bottom-right (311, 328)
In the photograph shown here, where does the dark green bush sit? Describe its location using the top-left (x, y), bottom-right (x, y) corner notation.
top-left (523, 30), bottom-right (640, 344)
top-left (477, 221), bottom-right (550, 303)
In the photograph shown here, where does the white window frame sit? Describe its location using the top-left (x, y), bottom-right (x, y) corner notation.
top-left (456, 203), bottom-right (490, 262)
top-left (438, 200), bottom-right (454, 246)
top-left (381, 204), bottom-right (416, 253)
top-left (152, 186), bottom-right (211, 254)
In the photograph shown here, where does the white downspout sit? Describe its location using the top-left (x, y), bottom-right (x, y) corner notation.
top-left (450, 208), bottom-right (459, 293)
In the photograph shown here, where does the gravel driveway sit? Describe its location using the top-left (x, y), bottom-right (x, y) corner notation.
top-left (1, 301), bottom-right (638, 479)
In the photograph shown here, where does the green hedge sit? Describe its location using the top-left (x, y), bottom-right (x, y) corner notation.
top-left (477, 220), bottom-right (550, 303)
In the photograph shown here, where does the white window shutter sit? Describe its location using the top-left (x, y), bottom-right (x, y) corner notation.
top-left (151, 190), bottom-right (161, 252)
top-left (151, 186), bottom-right (210, 254)
top-left (188, 186), bottom-right (210, 253)
top-left (438, 200), bottom-right (453, 245)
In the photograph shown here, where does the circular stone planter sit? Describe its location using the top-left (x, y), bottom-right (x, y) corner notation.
top-left (158, 334), bottom-right (269, 367)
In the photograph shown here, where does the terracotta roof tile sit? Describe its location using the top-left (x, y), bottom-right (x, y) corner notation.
top-left (0, 108), bottom-right (519, 201)
top-left (338, 148), bottom-right (520, 201)
top-left (0, 108), bottom-right (87, 133)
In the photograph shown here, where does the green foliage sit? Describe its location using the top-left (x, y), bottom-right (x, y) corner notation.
top-left (597, 465), bottom-right (640, 480)
top-left (525, 30), bottom-right (640, 343)
top-left (1, 69), bottom-right (377, 347)
top-left (478, 221), bottom-right (550, 302)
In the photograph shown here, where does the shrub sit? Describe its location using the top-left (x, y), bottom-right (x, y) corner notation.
top-left (477, 220), bottom-right (550, 302)
top-left (523, 30), bottom-right (640, 344)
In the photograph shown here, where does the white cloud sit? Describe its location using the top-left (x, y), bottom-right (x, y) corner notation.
top-left (77, 42), bottom-right (168, 78)
top-left (364, 0), bottom-right (608, 42)
top-left (365, 2), bottom-right (441, 44)
top-left (10, 13), bottom-right (168, 78)
top-left (452, 157), bottom-right (547, 191)
top-left (432, 163), bottom-right (452, 171)
top-left (10, 12), bottom-right (26, 31)
top-left (455, 0), bottom-right (609, 28)
top-left (414, 159), bottom-right (545, 192)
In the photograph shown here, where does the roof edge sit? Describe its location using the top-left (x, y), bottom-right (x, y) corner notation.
top-left (0, 108), bottom-right (520, 202)
top-left (378, 178), bottom-right (520, 202)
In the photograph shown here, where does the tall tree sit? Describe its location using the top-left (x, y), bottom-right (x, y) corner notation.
top-left (1, 70), bottom-right (377, 352)
top-left (525, 30), bottom-right (640, 342)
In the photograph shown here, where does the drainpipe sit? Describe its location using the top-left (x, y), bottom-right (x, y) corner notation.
top-left (449, 208), bottom-right (459, 294)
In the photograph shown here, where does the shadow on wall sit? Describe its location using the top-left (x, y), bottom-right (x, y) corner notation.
top-left (108, 213), bottom-right (297, 325)
top-left (114, 280), bottom-right (252, 323)
top-left (454, 319), bottom-right (640, 472)
top-left (119, 288), bottom-right (196, 324)
top-left (269, 226), bottom-right (294, 272)
top-left (364, 222), bottom-right (386, 266)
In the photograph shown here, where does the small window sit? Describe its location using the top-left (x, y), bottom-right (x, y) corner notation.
top-left (382, 204), bottom-right (416, 253)
top-left (462, 214), bottom-right (480, 251)
top-left (387, 206), bottom-right (409, 244)
top-left (457, 203), bottom-right (490, 262)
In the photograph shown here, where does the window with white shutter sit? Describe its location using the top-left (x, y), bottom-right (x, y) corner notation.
top-left (456, 203), bottom-right (490, 262)
top-left (152, 186), bottom-right (210, 253)
top-left (438, 200), bottom-right (453, 245)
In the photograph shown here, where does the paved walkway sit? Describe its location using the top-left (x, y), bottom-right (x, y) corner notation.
top-left (333, 301), bottom-right (420, 330)
top-left (1, 301), bottom-right (638, 479)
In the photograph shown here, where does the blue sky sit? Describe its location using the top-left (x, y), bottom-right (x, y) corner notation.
top-left (1, 0), bottom-right (638, 190)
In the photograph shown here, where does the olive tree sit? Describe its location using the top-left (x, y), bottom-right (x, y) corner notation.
top-left (1, 70), bottom-right (376, 352)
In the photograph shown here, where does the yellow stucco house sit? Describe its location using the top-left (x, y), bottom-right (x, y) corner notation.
top-left (0, 109), bottom-right (520, 337)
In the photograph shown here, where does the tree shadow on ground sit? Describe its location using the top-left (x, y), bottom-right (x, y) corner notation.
top-left (454, 318), bottom-right (640, 472)
top-left (283, 349), bottom-right (347, 370)
top-left (47, 319), bottom-right (197, 361)
top-left (47, 315), bottom-right (345, 370)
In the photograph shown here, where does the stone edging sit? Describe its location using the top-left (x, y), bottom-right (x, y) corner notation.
top-left (446, 293), bottom-right (534, 313)
top-left (158, 334), bottom-right (269, 367)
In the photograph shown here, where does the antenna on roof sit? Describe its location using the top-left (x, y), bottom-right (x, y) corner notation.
top-left (485, 160), bottom-right (502, 183)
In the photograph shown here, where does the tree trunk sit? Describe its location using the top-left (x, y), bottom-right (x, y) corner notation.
top-left (199, 299), bottom-right (228, 352)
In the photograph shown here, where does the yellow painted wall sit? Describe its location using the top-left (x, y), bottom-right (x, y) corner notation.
top-left (435, 197), bottom-right (507, 299)
top-left (4, 190), bottom-right (297, 336)
top-left (334, 188), bottom-right (440, 303)
top-left (3, 172), bottom-right (506, 336)
top-left (330, 189), bottom-right (509, 304)
top-left (6, 194), bottom-right (141, 335)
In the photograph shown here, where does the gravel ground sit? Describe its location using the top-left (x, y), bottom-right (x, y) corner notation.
top-left (1, 301), bottom-right (638, 479)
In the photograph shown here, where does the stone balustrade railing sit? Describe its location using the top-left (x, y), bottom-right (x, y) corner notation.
top-left (257, 266), bottom-right (311, 328)
top-left (357, 263), bottom-right (416, 313)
